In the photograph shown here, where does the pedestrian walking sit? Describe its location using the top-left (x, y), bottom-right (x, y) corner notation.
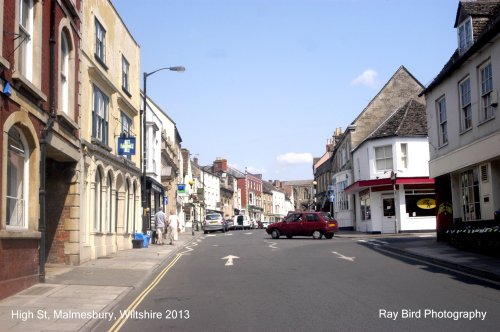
top-left (155, 206), bottom-right (167, 245)
top-left (167, 209), bottom-right (179, 245)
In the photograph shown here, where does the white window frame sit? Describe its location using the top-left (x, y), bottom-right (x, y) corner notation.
top-left (458, 17), bottom-right (473, 54)
top-left (6, 127), bottom-right (29, 229)
top-left (60, 32), bottom-right (69, 115)
top-left (479, 62), bottom-right (494, 122)
top-left (94, 168), bottom-right (103, 232)
top-left (18, 0), bottom-right (34, 80)
top-left (122, 56), bottom-right (130, 92)
top-left (375, 145), bottom-right (393, 172)
top-left (400, 143), bottom-right (408, 169)
top-left (459, 77), bottom-right (472, 132)
top-left (92, 84), bottom-right (109, 145)
top-left (437, 96), bottom-right (448, 146)
top-left (460, 168), bottom-right (481, 221)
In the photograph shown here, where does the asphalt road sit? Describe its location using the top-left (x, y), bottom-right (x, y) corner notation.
top-left (96, 230), bottom-right (500, 332)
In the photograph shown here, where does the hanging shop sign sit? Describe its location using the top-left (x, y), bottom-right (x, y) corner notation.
top-left (117, 136), bottom-right (136, 156)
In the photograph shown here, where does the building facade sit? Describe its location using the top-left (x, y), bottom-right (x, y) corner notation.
top-left (79, 0), bottom-right (142, 261)
top-left (347, 100), bottom-right (435, 233)
top-left (330, 66), bottom-right (425, 230)
top-left (422, 0), bottom-right (500, 236)
top-left (1, 0), bottom-right (81, 299)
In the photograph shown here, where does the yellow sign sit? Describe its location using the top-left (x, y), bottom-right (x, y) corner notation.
top-left (417, 198), bottom-right (436, 209)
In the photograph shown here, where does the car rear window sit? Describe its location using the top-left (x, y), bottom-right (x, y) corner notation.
top-left (206, 214), bottom-right (221, 220)
top-left (321, 212), bottom-right (335, 221)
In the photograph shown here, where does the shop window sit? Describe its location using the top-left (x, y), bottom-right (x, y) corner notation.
top-left (405, 189), bottom-right (436, 217)
top-left (360, 194), bottom-right (371, 221)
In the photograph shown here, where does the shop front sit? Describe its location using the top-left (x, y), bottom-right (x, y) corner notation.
top-left (346, 177), bottom-right (436, 234)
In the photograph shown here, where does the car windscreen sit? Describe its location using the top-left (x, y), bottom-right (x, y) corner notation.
top-left (206, 214), bottom-right (221, 220)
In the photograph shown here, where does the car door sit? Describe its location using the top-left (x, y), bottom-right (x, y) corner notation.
top-left (282, 213), bottom-right (302, 236)
top-left (303, 213), bottom-right (320, 236)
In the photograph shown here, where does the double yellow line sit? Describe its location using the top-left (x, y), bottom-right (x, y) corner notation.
top-left (108, 253), bottom-right (183, 332)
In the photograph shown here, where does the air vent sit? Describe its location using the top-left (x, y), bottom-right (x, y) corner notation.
top-left (480, 164), bottom-right (488, 182)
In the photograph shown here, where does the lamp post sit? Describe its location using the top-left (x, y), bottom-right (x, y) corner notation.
top-left (141, 66), bottom-right (185, 234)
top-left (312, 180), bottom-right (317, 211)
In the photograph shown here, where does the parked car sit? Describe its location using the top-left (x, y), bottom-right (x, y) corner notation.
top-left (203, 213), bottom-right (226, 234)
top-left (261, 221), bottom-right (270, 229)
top-left (266, 211), bottom-right (338, 239)
top-left (225, 218), bottom-right (234, 230)
top-left (233, 215), bottom-right (251, 230)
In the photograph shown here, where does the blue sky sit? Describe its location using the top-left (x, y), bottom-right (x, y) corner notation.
top-left (113, 0), bottom-right (459, 181)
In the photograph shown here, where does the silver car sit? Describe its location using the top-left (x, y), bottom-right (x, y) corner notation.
top-left (203, 213), bottom-right (226, 234)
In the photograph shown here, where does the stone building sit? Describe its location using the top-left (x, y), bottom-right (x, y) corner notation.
top-left (79, 0), bottom-right (142, 261)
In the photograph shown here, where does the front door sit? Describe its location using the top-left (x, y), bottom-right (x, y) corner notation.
top-left (382, 196), bottom-right (396, 234)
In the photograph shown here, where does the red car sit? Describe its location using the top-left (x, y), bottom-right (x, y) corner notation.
top-left (266, 211), bottom-right (338, 239)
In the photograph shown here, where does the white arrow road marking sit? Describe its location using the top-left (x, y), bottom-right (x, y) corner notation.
top-left (244, 232), bottom-right (253, 235)
top-left (266, 241), bottom-right (278, 250)
top-left (332, 251), bottom-right (356, 262)
top-left (207, 234), bottom-right (217, 237)
top-left (222, 255), bottom-right (240, 266)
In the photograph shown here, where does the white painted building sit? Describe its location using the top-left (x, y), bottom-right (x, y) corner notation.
top-left (422, 0), bottom-right (500, 234)
top-left (200, 168), bottom-right (221, 214)
top-left (346, 100), bottom-right (436, 233)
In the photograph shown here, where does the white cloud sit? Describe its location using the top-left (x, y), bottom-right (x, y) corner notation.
top-left (351, 69), bottom-right (379, 88)
top-left (246, 166), bottom-right (265, 174)
top-left (276, 153), bottom-right (313, 165)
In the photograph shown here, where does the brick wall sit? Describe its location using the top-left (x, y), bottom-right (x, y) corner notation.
top-left (0, 239), bottom-right (39, 300)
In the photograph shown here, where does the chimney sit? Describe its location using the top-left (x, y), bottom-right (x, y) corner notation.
top-left (213, 157), bottom-right (228, 174)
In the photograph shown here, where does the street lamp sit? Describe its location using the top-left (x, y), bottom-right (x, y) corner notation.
top-left (312, 180), bottom-right (317, 211)
top-left (141, 66), bottom-right (185, 234)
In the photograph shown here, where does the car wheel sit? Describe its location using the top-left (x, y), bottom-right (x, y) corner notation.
top-left (204, 231), bottom-right (208, 234)
top-left (325, 233), bottom-right (333, 239)
top-left (312, 230), bottom-right (322, 239)
top-left (271, 229), bottom-right (280, 239)
top-left (286, 235), bottom-right (293, 239)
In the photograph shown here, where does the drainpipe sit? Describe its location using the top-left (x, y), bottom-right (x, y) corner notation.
top-left (39, 0), bottom-right (57, 283)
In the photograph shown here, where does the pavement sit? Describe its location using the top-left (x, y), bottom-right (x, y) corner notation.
top-left (0, 229), bottom-right (499, 331)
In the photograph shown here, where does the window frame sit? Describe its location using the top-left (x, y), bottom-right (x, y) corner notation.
top-left (122, 56), bottom-right (130, 93)
top-left (459, 77), bottom-right (472, 132)
top-left (437, 96), bottom-right (448, 146)
top-left (479, 62), bottom-right (494, 123)
top-left (400, 143), bottom-right (408, 169)
top-left (6, 127), bottom-right (29, 229)
top-left (18, 0), bottom-right (34, 80)
top-left (458, 17), bottom-right (473, 54)
top-left (374, 145), bottom-right (393, 172)
top-left (94, 18), bottom-right (106, 64)
top-left (92, 84), bottom-right (109, 146)
top-left (60, 31), bottom-right (70, 115)
top-left (460, 168), bottom-right (481, 221)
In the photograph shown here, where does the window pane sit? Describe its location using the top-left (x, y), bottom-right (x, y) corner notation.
top-left (7, 128), bottom-right (26, 227)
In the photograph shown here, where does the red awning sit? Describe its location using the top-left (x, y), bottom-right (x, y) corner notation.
top-left (344, 177), bottom-right (434, 194)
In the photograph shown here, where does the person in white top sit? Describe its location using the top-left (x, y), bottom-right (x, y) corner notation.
top-left (167, 209), bottom-right (179, 245)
